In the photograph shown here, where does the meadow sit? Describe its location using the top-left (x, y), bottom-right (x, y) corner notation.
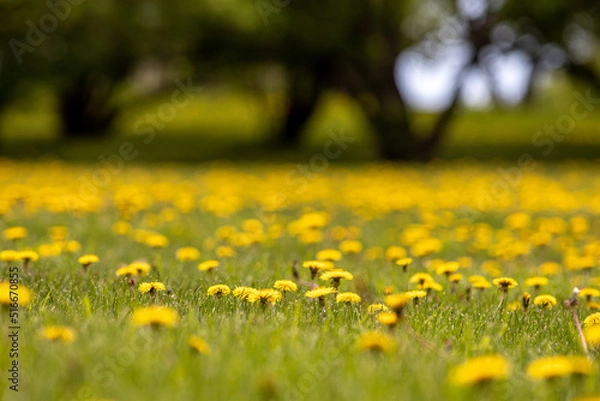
top-left (2, 160), bottom-right (600, 400)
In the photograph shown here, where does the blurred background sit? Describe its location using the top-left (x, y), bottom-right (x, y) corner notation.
top-left (0, 0), bottom-right (599, 162)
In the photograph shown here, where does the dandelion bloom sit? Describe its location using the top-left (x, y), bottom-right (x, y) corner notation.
top-left (4, 226), bottom-right (27, 241)
top-left (377, 311), bottom-right (398, 326)
top-left (336, 292), bottom-right (361, 304)
top-left (176, 247), bottom-right (200, 262)
top-left (472, 280), bottom-right (491, 290)
top-left (78, 254), bottom-right (99, 268)
top-left (449, 273), bottom-right (463, 283)
top-left (17, 250), bottom-right (39, 263)
top-left (145, 234), bottom-right (169, 249)
top-left (539, 261), bottom-right (560, 276)
top-left (468, 275), bottom-right (487, 284)
top-left (138, 282), bottom-right (167, 295)
top-left (0, 250), bottom-right (18, 263)
top-left (523, 292), bottom-right (531, 309)
top-left (585, 325), bottom-right (600, 346)
top-left (339, 240), bottom-right (363, 254)
top-left (40, 326), bottom-right (75, 343)
top-left (356, 331), bottom-right (396, 353)
top-left (405, 290), bottom-right (427, 300)
top-left (129, 261), bottom-right (151, 276)
top-left (320, 270), bottom-right (353, 288)
top-left (584, 313), bottom-right (600, 328)
top-left (579, 288), bottom-right (600, 301)
top-left (527, 356), bottom-right (595, 380)
top-left (207, 284), bottom-right (231, 297)
top-left (131, 306), bottom-right (179, 328)
top-left (0, 282), bottom-right (32, 306)
top-left (533, 295), bottom-right (557, 309)
top-left (436, 261), bottom-right (460, 276)
top-left (385, 246), bottom-right (407, 262)
top-left (384, 293), bottom-right (409, 313)
top-left (409, 273), bottom-right (433, 287)
top-left (422, 280), bottom-right (443, 292)
top-left (305, 287), bottom-right (336, 300)
top-left (449, 354), bottom-right (510, 386)
top-left (395, 257), bottom-right (413, 270)
top-left (316, 249), bottom-right (342, 262)
top-left (116, 266), bottom-right (136, 277)
top-left (273, 280), bottom-right (298, 293)
top-left (65, 240), bottom-right (81, 253)
top-left (303, 260), bottom-right (331, 280)
top-left (367, 303), bottom-right (389, 314)
top-left (525, 276), bottom-right (549, 289)
top-left (198, 260), bottom-right (220, 272)
top-left (248, 289), bottom-right (282, 305)
top-left (232, 286), bottom-right (257, 300)
top-left (189, 336), bottom-right (210, 355)
top-left (492, 277), bottom-right (518, 291)
top-left (216, 245), bottom-right (236, 258)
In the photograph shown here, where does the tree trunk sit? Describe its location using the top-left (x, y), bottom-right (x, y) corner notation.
top-left (276, 67), bottom-right (323, 147)
top-left (59, 75), bottom-right (117, 139)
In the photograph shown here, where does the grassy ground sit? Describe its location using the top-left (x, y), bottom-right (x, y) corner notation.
top-left (1, 86), bottom-right (599, 163)
top-left (1, 161), bottom-right (600, 400)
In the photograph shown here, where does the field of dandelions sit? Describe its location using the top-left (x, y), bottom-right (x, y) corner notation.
top-left (3, 160), bottom-right (600, 401)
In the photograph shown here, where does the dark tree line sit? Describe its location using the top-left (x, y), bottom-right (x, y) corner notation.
top-left (0, 0), bottom-right (598, 159)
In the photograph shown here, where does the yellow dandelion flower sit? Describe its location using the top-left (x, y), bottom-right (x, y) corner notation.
top-left (449, 273), bottom-right (463, 283)
top-left (533, 295), bottom-right (557, 309)
top-left (336, 292), bottom-right (361, 304)
top-left (584, 313), bottom-right (600, 328)
top-left (216, 245), bottom-right (235, 258)
top-left (273, 280), bottom-right (298, 293)
top-left (78, 254), bottom-right (99, 268)
top-left (49, 226), bottom-right (69, 241)
top-left (189, 336), bottom-right (210, 355)
top-left (0, 282), bottom-right (32, 306)
top-left (395, 257), bottom-right (413, 271)
top-left (116, 266), bottom-right (136, 277)
top-left (303, 260), bottom-right (331, 280)
top-left (138, 282), bottom-right (166, 294)
top-left (588, 301), bottom-right (600, 310)
top-left (356, 331), bottom-right (396, 353)
top-left (131, 306), bottom-right (179, 328)
top-left (320, 270), bottom-right (353, 288)
top-left (436, 261), bottom-right (460, 276)
top-left (507, 301), bottom-right (522, 312)
top-left (385, 246), bottom-right (407, 261)
top-left (0, 250), bottom-right (18, 263)
top-left (4, 227), bottom-right (27, 241)
top-left (525, 276), bottom-right (549, 289)
top-left (129, 261), bottom-right (151, 276)
top-left (176, 247), bottom-right (200, 262)
top-left (112, 220), bottom-right (131, 236)
top-left (527, 356), bottom-right (595, 380)
top-left (367, 303), bottom-right (389, 314)
top-left (248, 289), bottom-right (282, 305)
top-left (492, 277), bottom-right (518, 291)
top-left (421, 280), bottom-right (443, 292)
top-left (405, 290), bottom-right (427, 300)
top-left (198, 260), bottom-right (220, 272)
top-left (469, 275), bottom-right (487, 284)
top-left (40, 326), bottom-right (75, 343)
top-left (409, 272), bottom-right (433, 286)
top-left (523, 292), bottom-right (531, 309)
top-left (539, 261), bottom-right (560, 275)
top-left (233, 286), bottom-right (257, 300)
top-left (472, 280), bottom-right (491, 289)
top-left (304, 287), bottom-right (336, 300)
top-left (207, 284), bottom-right (231, 297)
top-left (64, 240), bottom-right (81, 253)
top-left (377, 311), bottom-right (398, 326)
top-left (316, 249), bottom-right (342, 262)
top-left (17, 250), bottom-right (39, 263)
top-left (579, 288), bottom-right (600, 301)
top-left (449, 355), bottom-right (510, 386)
top-left (384, 293), bottom-right (409, 313)
top-left (145, 234), bottom-right (169, 249)
top-left (585, 325), bottom-right (600, 346)
top-left (339, 240), bottom-right (363, 254)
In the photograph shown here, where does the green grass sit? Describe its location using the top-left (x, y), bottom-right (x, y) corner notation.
top-left (2, 160), bottom-right (600, 400)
